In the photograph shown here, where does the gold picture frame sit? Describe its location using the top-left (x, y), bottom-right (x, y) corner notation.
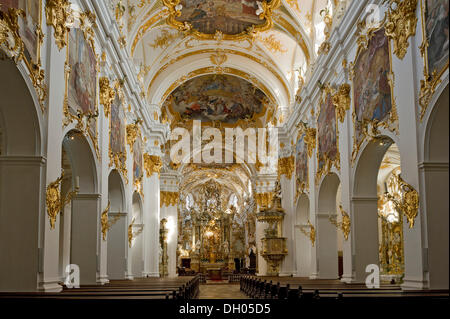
top-left (63, 11), bottom-right (100, 158)
top-left (162, 0), bottom-right (281, 41)
top-left (418, 0), bottom-right (449, 120)
top-left (109, 82), bottom-right (128, 184)
top-left (350, 20), bottom-right (398, 164)
top-left (294, 129), bottom-right (309, 199)
top-left (315, 85), bottom-right (341, 185)
top-left (0, 0), bottom-right (46, 111)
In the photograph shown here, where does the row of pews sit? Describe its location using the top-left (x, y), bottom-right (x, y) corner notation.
top-left (240, 276), bottom-right (449, 300)
top-left (0, 275), bottom-right (200, 300)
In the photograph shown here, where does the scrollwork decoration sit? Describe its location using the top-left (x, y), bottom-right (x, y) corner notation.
top-left (384, 0), bottom-right (418, 60)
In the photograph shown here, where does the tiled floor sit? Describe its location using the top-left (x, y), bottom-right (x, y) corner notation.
top-left (197, 283), bottom-right (249, 299)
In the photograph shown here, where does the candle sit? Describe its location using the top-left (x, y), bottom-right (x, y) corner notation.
top-left (75, 176), bottom-right (80, 189)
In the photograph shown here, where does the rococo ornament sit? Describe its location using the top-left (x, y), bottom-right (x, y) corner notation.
top-left (329, 205), bottom-right (351, 241)
top-left (299, 220), bottom-right (316, 247)
top-left (385, 173), bottom-right (419, 228)
top-left (100, 201), bottom-right (121, 241)
top-left (0, 7), bottom-right (47, 112)
top-left (350, 20), bottom-right (399, 165)
top-left (128, 217), bottom-right (135, 248)
top-left (126, 119), bottom-right (142, 149)
top-left (45, 0), bottom-right (72, 50)
top-left (99, 77), bottom-right (116, 118)
top-left (46, 171), bottom-right (79, 229)
top-left (277, 156), bottom-right (294, 180)
top-left (144, 154), bottom-right (163, 177)
top-left (297, 122), bottom-right (316, 159)
top-left (160, 191), bottom-right (179, 207)
top-left (384, 0), bottom-right (418, 60)
top-left (332, 83), bottom-right (351, 123)
top-left (255, 192), bottom-right (273, 208)
top-left (418, 0), bottom-right (449, 121)
top-left (162, 0), bottom-right (281, 41)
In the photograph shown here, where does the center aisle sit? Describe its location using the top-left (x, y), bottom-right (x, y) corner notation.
top-left (197, 283), bottom-right (249, 299)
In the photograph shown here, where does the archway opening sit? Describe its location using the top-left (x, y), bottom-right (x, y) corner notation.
top-left (422, 85), bottom-right (449, 289)
top-left (317, 173), bottom-right (340, 279)
top-left (352, 136), bottom-right (401, 283)
top-left (107, 169), bottom-right (127, 280)
top-left (377, 144), bottom-right (404, 283)
top-left (0, 59), bottom-right (43, 291)
top-left (295, 194), bottom-right (310, 277)
top-left (62, 131), bottom-right (99, 285)
top-left (131, 192), bottom-right (144, 278)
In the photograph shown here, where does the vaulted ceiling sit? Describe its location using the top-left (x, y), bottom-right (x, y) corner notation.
top-left (108, 0), bottom-right (351, 200)
top-left (108, 0), bottom-right (347, 119)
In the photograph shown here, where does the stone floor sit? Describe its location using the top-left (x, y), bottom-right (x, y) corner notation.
top-left (197, 283), bottom-right (248, 299)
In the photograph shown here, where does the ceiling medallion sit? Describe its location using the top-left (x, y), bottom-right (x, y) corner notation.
top-left (162, 0), bottom-right (281, 41)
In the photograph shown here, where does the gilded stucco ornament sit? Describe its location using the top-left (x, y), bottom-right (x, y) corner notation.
top-left (418, 1), bottom-right (449, 121)
top-left (384, 0), bottom-right (418, 60)
top-left (329, 205), bottom-right (351, 241)
top-left (299, 220), bottom-right (316, 247)
top-left (46, 171), bottom-right (79, 229)
top-left (144, 153), bottom-right (163, 177)
top-left (0, 8), bottom-right (47, 112)
top-left (297, 122), bottom-right (316, 159)
top-left (255, 192), bottom-right (273, 208)
top-left (0, 8), bottom-right (24, 60)
top-left (160, 191), bottom-right (179, 207)
top-left (126, 119), bottom-right (142, 149)
top-left (45, 0), bottom-right (72, 50)
top-left (350, 19), bottom-right (399, 164)
top-left (99, 77), bottom-right (116, 117)
top-left (386, 174), bottom-right (419, 228)
top-left (278, 156), bottom-right (294, 180)
top-left (162, 0), bottom-right (281, 41)
top-left (100, 201), bottom-right (110, 240)
top-left (332, 84), bottom-right (351, 123)
top-left (128, 217), bottom-right (135, 248)
top-left (315, 85), bottom-right (341, 185)
top-left (100, 201), bottom-right (121, 241)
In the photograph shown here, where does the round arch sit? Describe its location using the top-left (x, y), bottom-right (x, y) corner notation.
top-left (131, 191), bottom-right (144, 278)
top-left (294, 194), bottom-right (311, 277)
top-left (0, 59), bottom-right (44, 291)
top-left (420, 84), bottom-right (449, 289)
top-left (62, 130), bottom-right (99, 285)
top-left (351, 136), bottom-right (396, 282)
top-left (316, 173), bottom-right (340, 279)
top-left (107, 169), bottom-right (127, 280)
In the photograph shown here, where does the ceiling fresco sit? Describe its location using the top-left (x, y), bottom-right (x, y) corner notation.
top-left (175, 0), bottom-right (264, 36)
top-left (162, 74), bottom-right (268, 124)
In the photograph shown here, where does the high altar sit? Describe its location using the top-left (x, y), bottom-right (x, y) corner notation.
top-left (177, 180), bottom-right (244, 274)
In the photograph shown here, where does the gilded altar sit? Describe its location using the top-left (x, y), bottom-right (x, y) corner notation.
top-left (177, 180), bottom-right (249, 274)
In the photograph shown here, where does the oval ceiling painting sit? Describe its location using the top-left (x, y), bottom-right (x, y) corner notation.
top-left (164, 0), bottom-right (280, 39)
top-left (163, 74), bottom-right (267, 124)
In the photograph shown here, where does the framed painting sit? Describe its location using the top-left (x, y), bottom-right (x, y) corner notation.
top-left (316, 87), bottom-right (340, 184)
top-left (295, 131), bottom-right (308, 197)
top-left (67, 27), bottom-right (97, 116)
top-left (109, 91), bottom-right (128, 182)
top-left (163, 0), bottom-right (281, 40)
top-left (133, 134), bottom-right (143, 186)
top-left (0, 0), bottom-right (42, 64)
top-left (65, 27), bottom-right (99, 156)
top-left (419, 0), bottom-right (449, 119)
top-left (351, 27), bottom-right (397, 162)
top-left (163, 74), bottom-right (267, 125)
